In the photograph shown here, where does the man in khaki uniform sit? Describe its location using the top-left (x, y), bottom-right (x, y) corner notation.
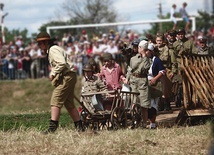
top-left (36, 32), bottom-right (83, 133)
top-left (166, 30), bottom-right (181, 107)
top-left (166, 30), bottom-right (178, 76)
top-left (173, 28), bottom-right (197, 107)
top-left (126, 40), bottom-right (151, 127)
top-left (197, 37), bottom-right (212, 55)
top-left (173, 28), bottom-right (198, 69)
top-left (155, 33), bottom-right (174, 111)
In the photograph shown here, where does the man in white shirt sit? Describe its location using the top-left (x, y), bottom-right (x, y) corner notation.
top-left (105, 41), bottom-right (118, 59)
top-left (29, 44), bottom-right (42, 78)
top-left (170, 4), bottom-right (177, 30)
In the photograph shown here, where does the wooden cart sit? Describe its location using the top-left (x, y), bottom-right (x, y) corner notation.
top-left (77, 90), bottom-right (141, 130)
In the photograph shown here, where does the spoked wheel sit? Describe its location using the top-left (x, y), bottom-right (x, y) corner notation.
top-left (131, 104), bottom-right (143, 128)
top-left (110, 107), bottom-right (127, 130)
top-left (98, 119), bottom-right (111, 130)
top-left (80, 109), bottom-right (90, 130)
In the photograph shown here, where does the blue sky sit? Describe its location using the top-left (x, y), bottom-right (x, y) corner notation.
top-left (1, 0), bottom-right (213, 36)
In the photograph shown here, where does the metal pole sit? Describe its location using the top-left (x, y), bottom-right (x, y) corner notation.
top-left (1, 13), bottom-right (5, 44)
top-left (0, 3), bottom-right (8, 44)
top-left (0, 3), bottom-right (3, 44)
top-left (1, 12), bottom-right (8, 44)
top-left (213, 0), bottom-right (214, 14)
top-left (190, 17), bottom-right (196, 32)
top-left (158, 3), bottom-right (163, 33)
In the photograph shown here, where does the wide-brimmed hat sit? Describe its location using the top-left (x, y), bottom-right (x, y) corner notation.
top-left (36, 32), bottom-right (51, 42)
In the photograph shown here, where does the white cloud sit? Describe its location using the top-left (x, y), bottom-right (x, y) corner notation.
top-left (0, 0), bottom-right (213, 36)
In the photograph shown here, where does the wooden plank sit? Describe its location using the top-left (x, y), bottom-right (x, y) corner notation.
top-left (181, 56), bottom-right (189, 109)
top-left (82, 90), bottom-right (116, 96)
top-left (181, 55), bottom-right (214, 109)
top-left (186, 109), bottom-right (214, 116)
top-left (190, 66), bottom-right (214, 103)
top-left (184, 66), bottom-right (209, 108)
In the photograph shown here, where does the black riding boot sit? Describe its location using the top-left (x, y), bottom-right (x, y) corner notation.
top-left (164, 98), bottom-right (171, 111)
top-left (74, 120), bottom-right (85, 132)
top-left (44, 120), bottom-right (59, 134)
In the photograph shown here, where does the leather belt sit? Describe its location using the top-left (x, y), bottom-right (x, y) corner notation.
top-left (132, 73), bottom-right (147, 78)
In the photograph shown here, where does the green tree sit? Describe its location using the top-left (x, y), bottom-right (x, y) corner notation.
top-left (38, 21), bottom-right (73, 40)
top-left (62, 0), bottom-right (117, 23)
top-left (39, 0), bottom-right (118, 40)
top-left (145, 13), bottom-right (184, 36)
top-left (146, 10), bottom-right (214, 37)
top-left (3, 27), bottom-right (31, 45)
top-left (195, 10), bottom-right (214, 34)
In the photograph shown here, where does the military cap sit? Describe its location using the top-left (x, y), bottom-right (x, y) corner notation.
top-left (83, 63), bottom-right (93, 72)
top-left (198, 37), bottom-right (207, 43)
top-left (168, 29), bottom-right (177, 36)
top-left (177, 28), bottom-right (186, 34)
top-left (131, 38), bottom-right (141, 46)
top-left (102, 53), bottom-right (113, 61)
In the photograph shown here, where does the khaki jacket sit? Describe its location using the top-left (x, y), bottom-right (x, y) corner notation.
top-left (129, 53), bottom-right (150, 75)
top-left (47, 45), bottom-right (75, 77)
top-left (82, 76), bottom-right (108, 93)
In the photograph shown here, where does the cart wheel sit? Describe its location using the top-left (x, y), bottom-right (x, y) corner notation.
top-left (98, 119), bottom-right (110, 130)
top-left (111, 107), bottom-right (127, 130)
top-left (80, 109), bottom-right (90, 129)
top-left (131, 104), bottom-right (143, 128)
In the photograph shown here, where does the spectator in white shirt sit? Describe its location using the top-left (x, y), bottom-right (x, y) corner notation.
top-left (170, 4), bottom-right (177, 30)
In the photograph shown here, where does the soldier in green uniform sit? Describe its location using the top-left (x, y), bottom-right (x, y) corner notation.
top-left (173, 28), bottom-right (198, 69)
top-left (166, 30), bottom-right (181, 107)
top-left (121, 38), bottom-right (141, 73)
top-left (166, 30), bottom-right (178, 75)
top-left (126, 40), bottom-right (151, 127)
top-left (155, 33), bottom-right (174, 111)
top-left (197, 37), bottom-right (212, 55)
top-left (173, 28), bottom-right (198, 107)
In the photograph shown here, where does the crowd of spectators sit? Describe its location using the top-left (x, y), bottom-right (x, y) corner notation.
top-left (0, 26), bottom-right (213, 80)
top-left (0, 28), bottom-right (138, 80)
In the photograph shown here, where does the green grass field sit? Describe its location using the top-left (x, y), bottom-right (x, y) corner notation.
top-left (0, 77), bottom-right (82, 131)
top-left (0, 78), bottom-right (213, 155)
